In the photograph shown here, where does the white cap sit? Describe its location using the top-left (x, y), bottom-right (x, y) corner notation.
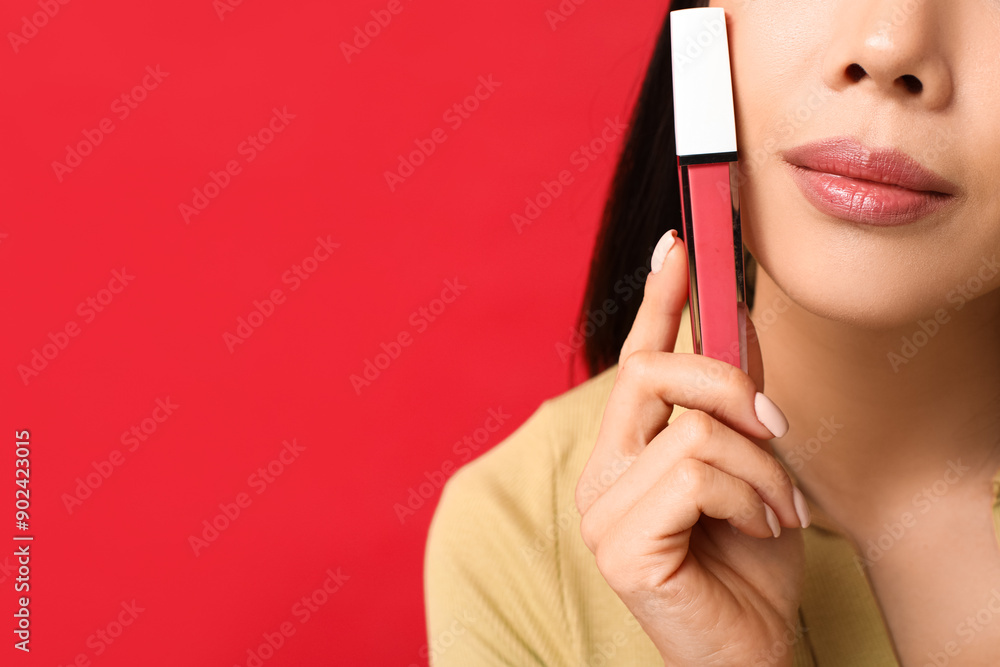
top-left (670, 8), bottom-right (738, 160)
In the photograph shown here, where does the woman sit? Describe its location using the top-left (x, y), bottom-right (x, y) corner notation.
top-left (425, 0), bottom-right (1000, 664)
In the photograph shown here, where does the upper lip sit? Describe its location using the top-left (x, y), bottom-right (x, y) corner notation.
top-left (782, 137), bottom-right (958, 196)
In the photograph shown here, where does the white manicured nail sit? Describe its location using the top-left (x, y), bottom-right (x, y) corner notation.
top-left (754, 392), bottom-right (789, 438)
top-left (650, 230), bottom-right (679, 274)
top-left (764, 503), bottom-right (781, 538)
top-left (792, 486), bottom-right (812, 529)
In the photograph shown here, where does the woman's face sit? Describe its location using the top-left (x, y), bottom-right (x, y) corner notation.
top-left (709, 0), bottom-right (1000, 329)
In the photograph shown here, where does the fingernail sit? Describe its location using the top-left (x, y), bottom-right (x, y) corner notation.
top-left (792, 486), bottom-right (811, 529)
top-left (764, 503), bottom-right (781, 538)
top-left (650, 230), bottom-right (679, 274)
top-left (754, 392), bottom-right (789, 438)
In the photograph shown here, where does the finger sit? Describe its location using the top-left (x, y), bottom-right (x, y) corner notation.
top-left (617, 229), bottom-right (688, 372)
top-left (577, 350), bottom-right (786, 515)
top-left (580, 410), bottom-right (801, 553)
top-left (593, 459), bottom-right (780, 588)
top-left (610, 348), bottom-right (779, 448)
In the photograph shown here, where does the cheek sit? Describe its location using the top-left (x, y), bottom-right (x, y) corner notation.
top-left (737, 160), bottom-right (805, 276)
top-left (727, 17), bottom-right (829, 194)
top-left (963, 118), bottom-right (1000, 221)
top-left (723, 6), bottom-right (838, 263)
top-left (726, 0), bottom-right (834, 135)
top-left (716, 1), bottom-right (1000, 326)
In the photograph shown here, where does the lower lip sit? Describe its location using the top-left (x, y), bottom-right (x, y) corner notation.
top-left (787, 164), bottom-right (954, 226)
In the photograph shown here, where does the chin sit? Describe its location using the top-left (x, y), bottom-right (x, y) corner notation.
top-left (741, 185), bottom-right (995, 333)
top-left (748, 236), bottom-right (967, 334)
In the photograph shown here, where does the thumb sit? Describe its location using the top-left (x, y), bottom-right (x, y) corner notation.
top-left (617, 230), bottom-right (690, 369)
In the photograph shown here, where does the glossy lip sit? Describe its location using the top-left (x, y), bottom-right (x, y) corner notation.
top-left (782, 137), bottom-right (959, 226)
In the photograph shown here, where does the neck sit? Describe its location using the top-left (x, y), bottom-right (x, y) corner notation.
top-left (749, 267), bottom-right (1000, 530)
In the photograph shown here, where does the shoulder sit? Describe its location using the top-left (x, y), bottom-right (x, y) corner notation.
top-left (424, 306), bottom-right (693, 665)
top-left (426, 362), bottom-right (619, 567)
top-left (422, 365), bottom-right (620, 665)
top-left (431, 362), bottom-right (616, 521)
top-left (427, 301), bottom-right (694, 558)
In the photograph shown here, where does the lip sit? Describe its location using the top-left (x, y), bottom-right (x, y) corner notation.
top-left (782, 137), bottom-right (959, 226)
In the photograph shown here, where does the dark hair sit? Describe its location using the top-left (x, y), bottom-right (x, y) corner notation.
top-left (573, 0), bottom-right (758, 380)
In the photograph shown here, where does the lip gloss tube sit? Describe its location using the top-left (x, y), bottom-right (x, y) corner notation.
top-left (669, 7), bottom-right (747, 373)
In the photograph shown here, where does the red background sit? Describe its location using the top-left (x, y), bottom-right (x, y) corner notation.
top-left (1, 0), bottom-right (664, 663)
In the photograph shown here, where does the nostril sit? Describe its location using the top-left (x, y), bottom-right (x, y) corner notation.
top-left (846, 63), bottom-right (867, 82)
top-left (900, 74), bottom-right (923, 94)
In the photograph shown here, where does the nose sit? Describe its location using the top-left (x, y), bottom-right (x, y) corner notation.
top-left (821, 0), bottom-right (954, 110)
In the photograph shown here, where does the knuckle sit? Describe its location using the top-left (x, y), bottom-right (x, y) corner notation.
top-left (655, 573), bottom-right (691, 605)
top-left (743, 447), bottom-right (794, 502)
top-left (724, 363), bottom-right (758, 398)
top-left (701, 362), bottom-right (754, 412)
top-left (593, 540), bottom-right (624, 585)
top-left (593, 539), bottom-right (611, 575)
top-left (764, 456), bottom-right (795, 498)
top-left (671, 457), bottom-right (708, 495)
top-left (734, 480), bottom-right (764, 521)
top-left (695, 356), bottom-right (752, 397)
top-left (673, 409), bottom-right (715, 445)
top-left (579, 508), bottom-right (601, 552)
top-left (618, 349), bottom-right (656, 386)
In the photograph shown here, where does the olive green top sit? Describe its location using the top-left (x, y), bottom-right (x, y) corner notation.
top-left (424, 304), bottom-right (1000, 666)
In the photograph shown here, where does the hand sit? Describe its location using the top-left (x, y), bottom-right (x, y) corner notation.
top-left (576, 230), bottom-right (810, 667)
